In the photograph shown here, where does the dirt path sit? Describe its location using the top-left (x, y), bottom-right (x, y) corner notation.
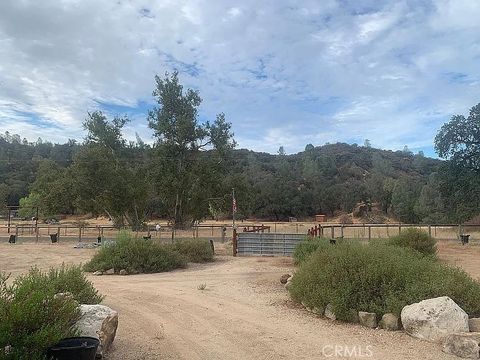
top-left (2, 242), bottom-right (475, 359)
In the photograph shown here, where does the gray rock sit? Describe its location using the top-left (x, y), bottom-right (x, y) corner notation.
top-left (324, 304), bottom-right (336, 320)
top-left (443, 332), bottom-right (480, 359)
top-left (104, 268), bottom-right (115, 275)
top-left (93, 271), bottom-right (103, 276)
top-left (358, 311), bottom-right (377, 328)
top-left (312, 307), bottom-right (324, 315)
top-left (119, 269), bottom-right (128, 276)
top-left (75, 304), bottom-right (118, 358)
top-left (280, 274), bottom-right (291, 284)
top-left (53, 292), bottom-right (74, 302)
top-left (401, 296), bottom-right (469, 342)
top-left (469, 318), bottom-right (480, 332)
top-left (380, 313), bottom-right (400, 331)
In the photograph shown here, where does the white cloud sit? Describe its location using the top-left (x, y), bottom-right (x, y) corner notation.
top-left (0, 0), bottom-right (479, 154)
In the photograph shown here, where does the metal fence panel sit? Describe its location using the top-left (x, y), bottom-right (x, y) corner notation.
top-left (237, 233), bottom-right (305, 257)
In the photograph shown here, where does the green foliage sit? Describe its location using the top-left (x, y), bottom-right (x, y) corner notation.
top-left (435, 103), bottom-right (480, 172)
top-left (0, 265), bottom-right (102, 359)
top-left (172, 239), bottom-right (214, 263)
top-left (18, 193), bottom-right (41, 218)
top-left (387, 228), bottom-right (437, 256)
top-left (391, 179), bottom-right (421, 223)
top-left (293, 238), bottom-right (330, 264)
top-left (84, 234), bottom-right (186, 274)
top-left (148, 72), bottom-right (235, 228)
top-left (289, 242), bottom-right (480, 322)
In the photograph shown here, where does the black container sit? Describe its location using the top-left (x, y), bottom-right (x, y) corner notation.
top-left (47, 337), bottom-right (99, 360)
top-left (50, 233), bottom-right (58, 243)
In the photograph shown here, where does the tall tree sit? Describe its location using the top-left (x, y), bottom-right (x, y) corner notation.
top-left (148, 72), bottom-right (235, 228)
top-left (435, 103), bottom-right (480, 172)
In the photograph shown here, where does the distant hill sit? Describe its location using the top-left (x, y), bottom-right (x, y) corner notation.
top-left (0, 133), bottom-right (444, 223)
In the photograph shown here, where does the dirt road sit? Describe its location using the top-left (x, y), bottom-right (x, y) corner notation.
top-left (2, 242), bottom-right (475, 359)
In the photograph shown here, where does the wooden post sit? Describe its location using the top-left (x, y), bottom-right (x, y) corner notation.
top-left (296, 223), bottom-right (299, 233)
top-left (58, 226), bottom-right (61, 242)
top-left (340, 225), bottom-right (344, 239)
top-left (320, 225), bottom-right (324, 237)
top-left (79, 227), bottom-right (82, 242)
top-left (399, 224), bottom-right (402, 235)
top-left (368, 226), bottom-right (371, 241)
top-left (428, 225), bottom-right (432, 237)
top-left (232, 228), bottom-right (237, 257)
top-left (331, 226), bottom-right (334, 239)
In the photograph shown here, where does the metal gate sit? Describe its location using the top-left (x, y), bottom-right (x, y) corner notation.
top-left (236, 233), bottom-right (305, 256)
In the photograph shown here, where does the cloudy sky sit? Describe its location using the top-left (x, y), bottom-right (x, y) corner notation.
top-left (0, 0), bottom-right (479, 155)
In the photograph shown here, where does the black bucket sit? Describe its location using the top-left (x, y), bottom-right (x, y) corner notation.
top-left (47, 337), bottom-right (99, 360)
top-left (50, 233), bottom-right (58, 243)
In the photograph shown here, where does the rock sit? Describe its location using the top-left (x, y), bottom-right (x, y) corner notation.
top-left (53, 292), bottom-right (74, 302)
top-left (469, 318), bottom-right (480, 332)
top-left (104, 268), bottom-right (115, 275)
top-left (301, 301), bottom-right (311, 311)
top-left (280, 274), bottom-right (291, 284)
top-left (93, 271), bottom-right (103, 276)
top-left (312, 306), bottom-right (324, 315)
top-left (119, 269), bottom-right (128, 276)
top-left (358, 311), bottom-right (377, 328)
top-left (324, 304), bottom-right (336, 320)
top-left (380, 313), bottom-right (400, 331)
top-left (401, 296), bottom-right (469, 342)
top-left (443, 332), bottom-right (480, 359)
top-left (75, 304), bottom-right (118, 358)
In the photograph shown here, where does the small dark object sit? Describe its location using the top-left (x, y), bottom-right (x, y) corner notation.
top-left (9, 234), bottom-right (16, 244)
top-left (97, 236), bottom-right (102, 244)
top-left (47, 337), bottom-right (99, 360)
top-left (143, 234), bottom-right (152, 240)
top-left (209, 239), bottom-right (215, 254)
top-left (460, 234), bottom-right (470, 245)
top-left (50, 233), bottom-right (58, 243)
top-left (330, 239), bottom-right (336, 245)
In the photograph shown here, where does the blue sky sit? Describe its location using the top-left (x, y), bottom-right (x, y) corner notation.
top-left (0, 0), bottom-right (479, 156)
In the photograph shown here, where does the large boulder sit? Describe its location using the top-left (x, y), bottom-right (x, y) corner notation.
top-left (401, 296), bottom-right (469, 342)
top-left (443, 333), bottom-right (480, 359)
top-left (75, 304), bottom-right (119, 358)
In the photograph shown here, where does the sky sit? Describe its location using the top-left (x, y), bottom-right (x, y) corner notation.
top-left (0, 0), bottom-right (479, 156)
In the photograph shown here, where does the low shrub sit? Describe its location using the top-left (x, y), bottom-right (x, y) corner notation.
top-left (289, 242), bottom-right (480, 322)
top-left (84, 235), bottom-right (188, 274)
top-left (387, 228), bottom-right (437, 256)
top-left (0, 265), bottom-right (102, 359)
top-left (172, 239), bottom-right (214, 263)
top-left (293, 237), bottom-right (334, 264)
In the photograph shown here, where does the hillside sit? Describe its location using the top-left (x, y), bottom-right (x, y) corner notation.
top-left (0, 133), bottom-right (447, 223)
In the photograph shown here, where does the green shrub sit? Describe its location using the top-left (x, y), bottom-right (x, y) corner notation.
top-left (172, 239), bottom-right (214, 263)
top-left (293, 237), bottom-right (334, 264)
top-left (387, 228), bottom-right (437, 256)
top-left (0, 265), bottom-right (102, 359)
top-left (289, 242), bottom-right (480, 322)
top-left (84, 236), bottom-right (188, 274)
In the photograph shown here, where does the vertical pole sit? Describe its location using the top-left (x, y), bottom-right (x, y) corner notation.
top-left (428, 225), bottom-right (432, 237)
top-left (341, 225), bottom-right (344, 239)
top-left (35, 207), bottom-right (39, 243)
top-left (7, 208), bottom-right (11, 234)
top-left (211, 225), bottom-right (214, 236)
top-left (320, 224), bottom-right (324, 237)
top-left (232, 228), bottom-right (237, 257)
top-left (15, 225), bottom-right (18, 239)
top-left (368, 226), bottom-right (371, 241)
top-left (79, 227), bottom-right (82, 242)
top-left (331, 226), bottom-right (334, 239)
top-left (274, 222), bottom-right (277, 233)
top-left (399, 224), bottom-right (401, 235)
top-left (232, 188), bottom-right (236, 230)
top-left (58, 226), bottom-right (61, 242)
top-left (296, 223), bottom-right (298, 233)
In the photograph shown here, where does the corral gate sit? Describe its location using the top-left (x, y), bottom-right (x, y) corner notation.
top-left (236, 233), bottom-right (305, 256)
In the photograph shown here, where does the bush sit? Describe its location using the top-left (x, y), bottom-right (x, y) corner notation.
top-left (289, 242), bottom-right (480, 322)
top-left (171, 239), bottom-right (214, 263)
top-left (293, 238), bottom-right (333, 264)
top-left (387, 228), bottom-right (437, 256)
top-left (0, 265), bottom-right (102, 359)
top-left (84, 235), bottom-right (188, 274)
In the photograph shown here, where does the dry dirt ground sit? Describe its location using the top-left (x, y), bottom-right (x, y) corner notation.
top-left (1, 240), bottom-right (479, 359)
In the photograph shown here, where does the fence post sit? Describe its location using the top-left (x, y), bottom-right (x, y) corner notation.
top-left (428, 225), bottom-right (432, 237)
top-left (340, 225), bottom-right (344, 239)
top-left (58, 226), bottom-right (61, 242)
top-left (232, 228), bottom-right (237, 257)
top-left (79, 227), bottom-right (82, 242)
top-left (331, 226), bottom-right (335, 239)
top-left (368, 226), bottom-right (371, 241)
top-left (398, 224), bottom-right (402, 235)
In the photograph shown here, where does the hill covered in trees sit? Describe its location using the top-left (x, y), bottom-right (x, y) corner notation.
top-left (0, 132), bottom-right (464, 224)
top-left (1, 73), bottom-right (478, 226)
